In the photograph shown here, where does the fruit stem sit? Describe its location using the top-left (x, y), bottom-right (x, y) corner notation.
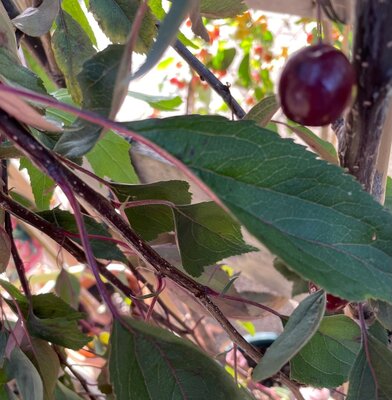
top-left (316, 0), bottom-right (323, 43)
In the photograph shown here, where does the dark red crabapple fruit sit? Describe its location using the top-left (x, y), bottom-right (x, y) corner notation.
top-left (278, 44), bottom-right (355, 126)
top-left (309, 282), bottom-right (348, 313)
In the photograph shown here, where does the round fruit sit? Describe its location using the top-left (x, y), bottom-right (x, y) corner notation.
top-left (278, 44), bottom-right (355, 126)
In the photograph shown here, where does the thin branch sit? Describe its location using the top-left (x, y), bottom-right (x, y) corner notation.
top-left (54, 347), bottom-right (96, 400)
top-left (0, 84), bottom-right (227, 211)
top-left (1, 159), bottom-right (31, 297)
top-left (358, 302), bottom-right (378, 393)
top-left (145, 275), bottom-right (165, 322)
top-left (0, 112), bottom-right (261, 364)
top-left (172, 39), bottom-right (246, 119)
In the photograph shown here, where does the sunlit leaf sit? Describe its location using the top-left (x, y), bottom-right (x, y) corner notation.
top-left (128, 91), bottom-right (182, 111)
top-left (52, 10), bottom-right (96, 104)
top-left (200, 0), bottom-right (247, 18)
top-left (62, 0), bottom-right (97, 46)
top-left (19, 158), bottom-right (55, 211)
top-left (86, 131), bottom-right (138, 184)
top-left (245, 95), bottom-right (279, 127)
top-left (89, 0), bottom-right (155, 51)
top-left (55, 269), bottom-right (80, 309)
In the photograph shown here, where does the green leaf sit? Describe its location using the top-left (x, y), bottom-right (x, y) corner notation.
top-left (132, 0), bottom-right (195, 79)
top-left (273, 258), bottom-right (308, 296)
top-left (0, 48), bottom-right (47, 94)
top-left (5, 348), bottom-right (43, 400)
top-left (0, 279), bottom-right (25, 302)
top-left (52, 10), bottom-right (96, 104)
top-left (111, 180), bottom-right (191, 241)
top-left (244, 95), bottom-right (279, 127)
top-left (200, 0), bottom-right (247, 18)
top-left (210, 47), bottom-right (236, 71)
top-left (28, 314), bottom-right (90, 350)
top-left (126, 115), bottom-right (392, 303)
top-left (15, 293), bottom-right (84, 320)
top-left (0, 2), bottom-right (18, 57)
top-left (12, 0), bottom-right (60, 37)
top-left (25, 338), bottom-right (60, 400)
top-left (290, 315), bottom-right (360, 387)
top-left (347, 335), bottom-right (392, 400)
top-left (109, 318), bottom-right (253, 400)
top-left (55, 269), bottom-right (81, 309)
top-left (62, 0), bottom-right (97, 46)
top-left (111, 180), bottom-right (192, 204)
top-left (89, 0), bottom-right (155, 51)
top-left (253, 290), bottom-right (326, 381)
top-left (174, 202), bottom-right (257, 276)
top-left (281, 121), bottom-right (339, 164)
top-left (86, 131), bottom-right (138, 183)
top-left (5, 293), bottom-right (89, 350)
top-left (22, 48), bottom-right (57, 93)
top-left (55, 382), bottom-right (84, 400)
top-left (128, 91), bottom-right (182, 111)
top-left (370, 299), bottom-right (392, 331)
top-left (238, 53), bottom-right (251, 88)
top-left (54, 45), bottom-right (122, 157)
top-left (385, 176), bottom-right (392, 212)
top-left (38, 208), bottom-right (126, 262)
top-left (19, 158), bottom-right (55, 210)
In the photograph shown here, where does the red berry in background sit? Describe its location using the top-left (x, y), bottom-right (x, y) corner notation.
top-left (309, 282), bottom-right (348, 313)
top-left (325, 293), bottom-right (348, 313)
top-left (278, 44), bottom-right (355, 126)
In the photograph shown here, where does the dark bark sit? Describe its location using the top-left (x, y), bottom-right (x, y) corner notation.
top-left (340, 1), bottom-right (392, 192)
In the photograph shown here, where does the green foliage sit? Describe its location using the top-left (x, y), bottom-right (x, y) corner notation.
top-left (253, 291), bottom-right (326, 381)
top-left (174, 202), bottom-right (256, 276)
top-left (39, 208), bottom-right (126, 262)
top-left (200, 0), bottom-right (247, 18)
top-left (244, 95), bottom-right (279, 127)
top-left (86, 131), bottom-right (138, 183)
top-left (89, 0), bottom-right (156, 51)
top-left (54, 45), bottom-right (122, 156)
top-left (12, 0), bottom-right (60, 37)
top-left (109, 318), bottom-right (253, 400)
top-left (111, 180), bottom-right (192, 240)
top-left (347, 335), bottom-right (392, 400)
top-left (5, 347), bottom-right (43, 400)
top-left (52, 10), bottom-right (96, 104)
top-left (0, 48), bottom-right (47, 94)
top-left (19, 158), bottom-right (55, 210)
top-left (1, 2), bottom-right (391, 398)
top-left (128, 115), bottom-right (392, 303)
top-left (290, 315), bottom-right (360, 387)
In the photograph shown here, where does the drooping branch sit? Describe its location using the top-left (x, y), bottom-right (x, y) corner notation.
top-left (340, 1), bottom-right (392, 197)
top-left (0, 112), bottom-right (262, 363)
